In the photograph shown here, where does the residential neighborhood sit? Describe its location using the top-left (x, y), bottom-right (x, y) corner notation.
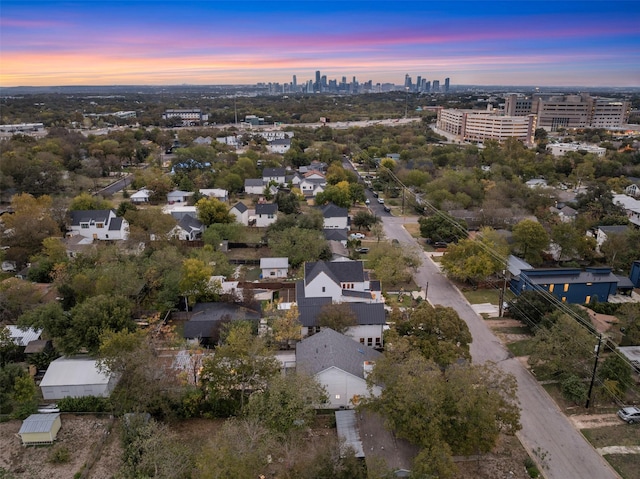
top-left (1, 86), bottom-right (640, 479)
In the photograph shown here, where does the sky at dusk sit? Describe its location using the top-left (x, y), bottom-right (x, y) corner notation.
top-left (1, 1), bottom-right (639, 88)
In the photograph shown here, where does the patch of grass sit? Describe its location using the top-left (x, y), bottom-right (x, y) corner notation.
top-left (403, 223), bottom-right (420, 238)
top-left (506, 339), bottom-right (536, 357)
top-left (462, 288), bottom-right (500, 305)
top-left (582, 425), bottom-right (640, 448)
top-left (244, 267), bottom-right (261, 281)
top-left (495, 326), bottom-right (531, 335)
top-left (603, 453), bottom-right (640, 479)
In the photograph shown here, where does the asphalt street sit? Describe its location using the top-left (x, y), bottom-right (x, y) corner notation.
top-left (380, 215), bottom-right (619, 479)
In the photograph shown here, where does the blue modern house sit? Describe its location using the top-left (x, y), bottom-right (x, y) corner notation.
top-left (510, 266), bottom-right (619, 304)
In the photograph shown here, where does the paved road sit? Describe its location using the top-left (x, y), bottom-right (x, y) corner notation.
top-left (380, 214), bottom-right (618, 479)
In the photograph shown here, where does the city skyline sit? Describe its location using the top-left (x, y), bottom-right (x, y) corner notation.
top-left (1, 1), bottom-right (639, 88)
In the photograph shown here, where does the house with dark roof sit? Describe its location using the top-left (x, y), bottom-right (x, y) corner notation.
top-left (255, 203), bottom-right (278, 227)
top-left (170, 214), bottom-right (205, 241)
top-left (323, 228), bottom-right (348, 246)
top-left (262, 167), bottom-right (287, 185)
top-left (267, 138), bottom-right (291, 154)
top-left (244, 178), bottom-right (265, 195)
top-left (319, 203), bottom-right (349, 229)
top-left (183, 302), bottom-right (262, 345)
top-left (296, 328), bottom-right (382, 408)
top-left (68, 209), bottom-right (129, 240)
top-left (301, 260), bottom-right (382, 304)
top-left (510, 266), bottom-right (619, 304)
top-left (229, 201), bottom-right (249, 225)
top-left (590, 225), bottom-right (630, 251)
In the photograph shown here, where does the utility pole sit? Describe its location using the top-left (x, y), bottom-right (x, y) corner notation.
top-left (498, 269), bottom-right (508, 317)
top-left (585, 334), bottom-right (603, 408)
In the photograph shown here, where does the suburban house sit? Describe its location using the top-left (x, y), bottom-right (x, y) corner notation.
top-left (549, 205), bottom-right (578, 223)
top-left (589, 225), bottom-right (630, 251)
top-left (18, 413), bottom-right (62, 445)
top-left (613, 194), bottom-right (640, 227)
top-left (63, 234), bottom-right (96, 258)
top-left (199, 188), bottom-right (229, 203)
top-left (510, 266), bottom-right (620, 304)
top-left (170, 214), bottom-right (205, 241)
top-left (267, 138), bottom-right (291, 154)
top-left (260, 257), bottom-right (289, 278)
top-left (68, 210), bottom-right (129, 240)
top-left (625, 183), bottom-right (640, 198)
top-left (229, 202), bottom-right (249, 226)
top-left (164, 205), bottom-right (197, 220)
top-left (327, 240), bottom-right (350, 261)
top-left (40, 357), bottom-right (118, 400)
top-left (183, 302), bottom-right (261, 345)
top-left (296, 328), bottom-right (382, 409)
top-left (299, 260), bottom-right (383, 304)
top-left (323, 228), bottom-right (349, 246)
top-left (130, 188), bottom-right (151, 204)
top-left (6, 325), bottom-right (42, 348)
top-left (244, 178), bottom-right (265, 195)
top-left (300, 173), bottom-right (327, 198)
top-left (319, 203), bottom-right (350, 229)
top-left (167, 190), bottom-right (193, 204)
top-left (262, 167), bottom-right (287, 185)
top-left (255, 203), bottom-right (278, 227)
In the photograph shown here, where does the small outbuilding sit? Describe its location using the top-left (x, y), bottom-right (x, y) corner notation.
top-left (18, 413), bottom-right (62, 445)
top-left (40, 357), bottom-right (117, 400)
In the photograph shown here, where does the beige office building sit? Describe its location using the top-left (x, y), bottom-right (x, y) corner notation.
top-left (437, 108), bottom-right (536, 146)
top-left (504, 93), bottom-right (629, 131)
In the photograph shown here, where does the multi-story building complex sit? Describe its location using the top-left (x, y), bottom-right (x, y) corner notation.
top-left (437, 107), bottom-right (536, 146)
top-left (546, 143), bottom-right (607, 157)
top-left (504, 93), bottom-right (629, 131)
top-left (161, 109), bottom-right (207, 126)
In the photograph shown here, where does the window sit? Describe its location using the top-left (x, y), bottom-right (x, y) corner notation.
top-left (81, 223), bottom-right (89, 229)
top-left (322, 286), bottom-right (326, 293)
top-left (367, 338), bottom-right (373, 346)
top-left (335, 394), bottom-right (341, 399)
top-left (563, 283), bottom-right (569, 292)
top-left (375, 337), bottom-right (381, 346)
top-left (585, 295), bottom-right (591, 304)
top-left (270, 271), bottom-right (275, 276)
top-left (549, 284), bottom-right (554, 293)
top-left (562, 297), bottom-right (567, 302)
top-left (96, 223), bottom-right (104, 229)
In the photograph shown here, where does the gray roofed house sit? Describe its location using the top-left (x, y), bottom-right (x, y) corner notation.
top-left (305, 260), bottom-right (366, 285)
top-left (183, 302), bottom-right (261, 344)
top-left (171, 214), bottom-right (204, 241)
top-left (68, 209), bottom-right (129, 240)
top-left (230, 201), bottom-right (249, 225)
top-left (255, 203), bottom-right (279, 227)
top-left (296, 328), bottom-right (382, 408)
top-left (323, 228), bottom-right (348, 243)
top-left (244, 178), bottom-right (265, 195)
top-left (319, 203), bottom-right (349, 229)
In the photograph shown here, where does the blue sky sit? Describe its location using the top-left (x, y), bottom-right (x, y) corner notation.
top-left (1, 1), bottom-right (638, 86)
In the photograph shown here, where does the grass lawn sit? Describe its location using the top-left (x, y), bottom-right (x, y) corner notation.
top-left (495, 326), bottom-right (531, 335)
top-left (462, 288), bottom-right (501, 305)
top-left (403, 223), bottom-right (421, 238)
top-left (603, 453), bottom-right (640, 479)
top-left (506, 339), bottom-right (536, 357)
top-left (582, 425), bottom-right (640, 448)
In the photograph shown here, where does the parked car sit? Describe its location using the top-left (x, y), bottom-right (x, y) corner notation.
top-left (434, 241), bottom-right (448, 249)
top-left (377, 198), bottom-right (385, 204)
top-left (372, 192), bottom-right (379, 198)
top-left (349, 233), bottom-right (365, 240)
top-left (37, 404), bottom-right (60, 413)
top-left (383, 205), bottom-right (391, 213)
top-left (355, 247), bottom-right (370, 254)
top-left (617, 407), bottom-right (640, 424)
top-left (365, 199), bottom-right (370, 205)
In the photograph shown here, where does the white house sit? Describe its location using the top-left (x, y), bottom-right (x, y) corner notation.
top-left (255, 203), bottom-right (278, 227)
top-left (300, 260), bottom-right (382, 304)
top-left (170, 214), bottom-right (205, 241)
top-left (319, 203), bottom-right (349, 229)
top-left (6, 325), bottom-right (42, 347)
top-left (262, 167), bottom-right (287, 185)
top-left (130, 188), bottom-right (151, 204)
top-left (68, 210), bottom-right (129, 240)
top-left (625, 183), bottom-right (640, 198)
top-left (167, 190), bottom-right (193, 204)
top-left (267, 138), bottom-right (291, 154)
top-left (229, 202), bottom-right (249, 226)
top-left (40, 357), bottom-right (118, 400)
top-left (589, 225), bottom-right (629, 251)
top-left (244, 178), bottom-right (265, 195)
top-left (260, 257), bottom-right (289, 278)
top-left (296, 329), bottom-right (382, 409)
top-left (613, 194), bottom-right (640, 227)
top-left (199, 188), bottom-right (229, 203)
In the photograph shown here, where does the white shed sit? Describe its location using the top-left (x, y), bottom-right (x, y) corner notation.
top-left (40, 357), bottom-right (117, 400)
top-left (260, 257), bottom-right (289, 278)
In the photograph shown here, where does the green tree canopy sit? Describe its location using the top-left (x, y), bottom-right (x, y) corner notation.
top-left (316, 303), bottom-right (358, 333)
top-left (511, 219), bottom-right (549, 266)
top-left (419, 213), bottom-right (467, 243)
top-left (268, 228), bottom-right (329, 268)
top-left (68, 192), bottom-right (113, 211)
top-left (196, 197), bottom-right (235, 226)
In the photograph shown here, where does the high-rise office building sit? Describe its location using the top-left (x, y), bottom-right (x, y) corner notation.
top-left (444, 78), bottom-right (450, 92)
top-left (315, 70), bottom-right (321, 92)
top-left (416, 76), bottom-right (422, 92)
top-left (432, 80), bottom-right (440, 92)
top-left (425, 80), bottom-right (431, 92)
top-left (292, 75), bottom-right (297, 88)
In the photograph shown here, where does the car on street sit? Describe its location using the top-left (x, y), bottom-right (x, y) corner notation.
top-left (434, 241), bottom-right (448, 249)
top-left (349, 233), bottom-right (365, 240)
top-left (355, 247), bottom-right (370, 254)
top-left (365, 199), bottom-right (370, 205)
top-left (617, 406), bottom-right (640, 424)
top-left (377, 198), bottom-right (385, 204)
top-left (383, 205), bottom-right (391, 213)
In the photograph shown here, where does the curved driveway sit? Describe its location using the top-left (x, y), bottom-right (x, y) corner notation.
top-left (381, 215), bottom-right (618, 479)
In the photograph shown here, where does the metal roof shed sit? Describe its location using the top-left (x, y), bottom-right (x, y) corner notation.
top-left (18, 413), bottom-right (62, 445)
top-left (40, 357), bottom-right (117, 400)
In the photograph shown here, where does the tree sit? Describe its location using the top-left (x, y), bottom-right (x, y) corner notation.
top-left (268, 228), bottom-right (329, 268)
top-left (196, 197), bottom-right (234, 226)
top-left (618, 303), bottom-right (640, 346)
top-left (512, 219), bottom-right (549, 266)
top-left (367, 243), bottom-right (421, 287)
top-left (390, 302), bottom-right (472, 367)
top-left (271, 304), bottom-right (302, 348)
top-left (600, 229), bottom-right (640, 273)
top-left (179, 258), bottom-right (214, 308)
top-left (243, 372), bottom-right (327, 435)
top-left (315, 181), bottom-right (352, 208)
top-left (419, 213), bottom-right (467, 243)
top-left (528, 315), bottom-right (594, 379)
top-left (440, 228), bottom-right (507, 285)
top-left (1, 193), bottom-right (60, 262)
top-left (0, 327), bottom-right (19, 367)
top-left (370, 222), bottom-right (385, 243)
top-left (551, 222), bottom-right (586, 262)
top-left (274, 190), bottom-right (300, 215)
top-left (68, 192), bottom-right (113, 211)
top-left (317, 303), bottom-right (358, 333)
top-left (507, 291), bottom-right (555, 332)
top-left (352, 210), bottom-right (379, 231)
top-left (200, 322), bottom-right (280, 413)
top-left (365, 351), bottom-right (520, 478)
top-left (598, 354), bottom-right (633, 395)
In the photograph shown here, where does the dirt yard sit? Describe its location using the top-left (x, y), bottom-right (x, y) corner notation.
top-left (0, 414), bottom-right (119, 479)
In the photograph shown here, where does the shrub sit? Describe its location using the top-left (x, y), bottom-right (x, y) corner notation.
top-left (58, 396), bottom-right (111, 413)
top-left (524, 456), bottom-right (540, 478)
top-left (49, 446), bottom-right (71, 464)
top-left (561, 375), bottom-right (588, 404)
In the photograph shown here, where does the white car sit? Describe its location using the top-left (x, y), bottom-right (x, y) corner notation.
top-left (349, 233), bottom-right (365, 240)
top-left (618, 406), bottom-right (640, 424)
top-left (365, 199), bottom-right (370, 205)
top-left (377, 198), bottom-right (385, 204)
